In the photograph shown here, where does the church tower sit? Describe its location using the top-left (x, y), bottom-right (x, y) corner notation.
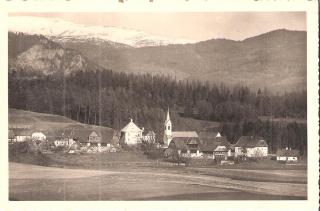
top-left (163, 108), bottom-right (172, 146)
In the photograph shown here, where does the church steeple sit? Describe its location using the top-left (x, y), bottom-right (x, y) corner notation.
top-left (163, 107), bottom-right (172, 147)
top-left (165, 107), bottom-right (171, 124)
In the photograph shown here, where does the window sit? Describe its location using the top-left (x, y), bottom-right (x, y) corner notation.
top-left (168, 126), bottom-right (170, 130)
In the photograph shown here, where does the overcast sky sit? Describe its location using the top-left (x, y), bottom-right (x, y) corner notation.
top-left (10, 12), bottom-right (306, 41)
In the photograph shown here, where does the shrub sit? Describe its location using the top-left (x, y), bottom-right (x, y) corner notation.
top-left (146, 149), bottom-right (164, 159)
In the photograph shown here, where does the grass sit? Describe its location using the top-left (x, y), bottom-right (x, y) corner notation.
top-left (9, 162), bottom-right (307, 200)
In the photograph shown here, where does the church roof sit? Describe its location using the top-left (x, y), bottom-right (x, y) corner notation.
top-left (172, 131), bottom-right (198, 138)
top-left (121, 119), bottom-right (143, 133)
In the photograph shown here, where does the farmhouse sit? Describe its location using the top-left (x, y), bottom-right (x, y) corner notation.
top-left (201, 136), bottom-right (231, 161)
top-left (276, 148), bottom-right (299, 162)
top-left (168, 135), bottom-right (202, 158)
top-left (68, 128), bottom-right (113, 147)
top-left (235, 136), bottom-right (268, 158)
top-left (12, 128), bottom-right (33, 142)
top-left (31, 131), bottom-right (46, 141)
top-left (163, 108), bottom-right (199, 147)
top-left (120, 119), bottom-right (144, 145)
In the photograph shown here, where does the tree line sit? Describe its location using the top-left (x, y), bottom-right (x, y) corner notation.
top-left (8, 69), bottom-right (307, 155)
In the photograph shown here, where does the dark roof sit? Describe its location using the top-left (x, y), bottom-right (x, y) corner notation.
top-left (66, 128), bottom-right (115, 144)
top-left (235, 136), bottom-right (268, 148)
top-left (8, 130), bottom-right (15, 139)
top-left (199, 131), bottom-right (220, 139)
top-left (12, 128), bottom-right (33, 136)
top-left (276, 149), bottom-right (300, 157)
top-left (200, 136), bottom-right (230, 152)
top-left (169, 137), bottom-right (201, 151)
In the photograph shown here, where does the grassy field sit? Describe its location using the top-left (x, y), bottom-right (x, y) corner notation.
top-left (9, 161), bottom-right (307, 201)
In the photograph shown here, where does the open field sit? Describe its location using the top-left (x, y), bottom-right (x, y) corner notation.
top-left (9, 161), bottom-right (307, 200)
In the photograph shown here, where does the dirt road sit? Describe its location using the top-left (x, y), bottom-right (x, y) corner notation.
top-left (9, 162), bottom-right (307, 200)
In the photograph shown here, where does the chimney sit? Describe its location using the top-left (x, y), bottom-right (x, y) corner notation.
top-left (142, 127), bottom-right (144, 131)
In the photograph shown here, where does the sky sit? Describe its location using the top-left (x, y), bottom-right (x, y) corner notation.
top-left (10, 12), bottom-right (306, 41)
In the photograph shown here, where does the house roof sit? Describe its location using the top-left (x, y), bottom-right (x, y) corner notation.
top-left (199, 131), bottom-right (220, 139)
top-left (235, 136), bottom-right (268, 148)
top-left (200, 136), bottom-right (230, 152)
top-left (12, 128), bottom-right (33, 136)
top-left (65, 127), bottom-right (115, 144)
top-left (172, 131), bottom-right (198, 138)
top-left (8, 130), bottom-right (15, 139)
top-left (169, 136), bottom-right (201, 151)
top-left (121, 119), bottom-right (143, 133)
top-left (276, 149), bottom-right (300, 157)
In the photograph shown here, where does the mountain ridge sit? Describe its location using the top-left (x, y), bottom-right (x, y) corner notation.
top-left (8, 28), bottom-right (306, 92)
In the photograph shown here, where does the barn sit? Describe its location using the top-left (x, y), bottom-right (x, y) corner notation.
top-left (168, 134), bottom-right (202, 158)
top-left (200, 136), bottom-right (231, 161)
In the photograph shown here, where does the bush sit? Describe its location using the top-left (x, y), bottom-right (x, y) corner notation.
top-left (185, 158), bottom-right (216, 166)
top-left (145, 149), bottom-right (164, 159)
top-left (52, 145), bottom-right (66, 153)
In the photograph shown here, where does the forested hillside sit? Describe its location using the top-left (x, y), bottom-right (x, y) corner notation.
top-left (9, 69), bottom-right (307, 155)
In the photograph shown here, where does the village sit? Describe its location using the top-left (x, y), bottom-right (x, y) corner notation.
top-left (8, 108), bottom-right (300, 165)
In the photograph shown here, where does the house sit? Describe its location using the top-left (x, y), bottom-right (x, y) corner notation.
top-left (68, 128), bottom-right (113, 147)
top-left (168, 135), bottom-right (202, 158)
top-left (12, 128), bottom-right (33, 142)
top-left (120, 119), bottom-right (144, 145)
top-left (201, 136), bottom-right (231, 161)
top-left (234, 136), bottom-right (268, 158)
top-left (276, 148), bottom-right (299, 162)
top-left (53, 136), bottom-right (70, 147)
top-left (163, 108), bottom-right (199, 147)
top-left (8, 130), bottom-right (16, 143)
top-left (31, 132), bottom-right (46, 141)
top-left (143, 131), bottom-right (156, 143)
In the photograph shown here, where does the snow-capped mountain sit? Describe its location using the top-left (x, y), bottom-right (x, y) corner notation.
top-left (8, 16), bottom-right (195, 48)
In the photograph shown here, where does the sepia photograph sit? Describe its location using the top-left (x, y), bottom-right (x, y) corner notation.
top-left (2, 2), bottom-right (318, 206)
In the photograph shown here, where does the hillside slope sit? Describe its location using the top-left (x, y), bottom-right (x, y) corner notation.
top-left (61, 29), bottom-right (306, 92)
top-left (8, 32), bottom-right (99, 75)
top-left (9, 109), bottom-right (115, 143)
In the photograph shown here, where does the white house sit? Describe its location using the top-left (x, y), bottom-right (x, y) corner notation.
top-left (276, 148), bottom-right (299, 162)
top-left (31, 132), bottom-right (47, 141)
top-left (120, 119), bottom-right (144, 145)
top-left (234, 136), bottom-right (268, 158)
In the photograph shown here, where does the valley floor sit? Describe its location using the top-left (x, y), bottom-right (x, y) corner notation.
top-left (9, 162), bottom-right (307, 201)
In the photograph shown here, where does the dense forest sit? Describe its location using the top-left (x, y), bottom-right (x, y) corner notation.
top-left (8, 70), bottom-right (307, 155)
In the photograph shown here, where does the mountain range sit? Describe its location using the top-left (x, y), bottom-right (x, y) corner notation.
top-left (8, 16), bottom-right (306, 92)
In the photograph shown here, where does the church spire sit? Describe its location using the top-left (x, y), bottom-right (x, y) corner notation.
top-left (166, 107), bottom-right (170, 122)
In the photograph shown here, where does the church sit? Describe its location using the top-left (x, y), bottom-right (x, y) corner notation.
top-left (163, 108), bottom-right (199, 147)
